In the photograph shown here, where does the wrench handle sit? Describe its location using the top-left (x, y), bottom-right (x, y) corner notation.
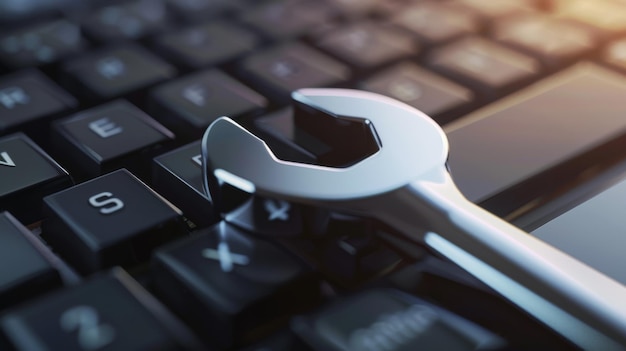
top-left (377, 170), bottom-right (626, 349)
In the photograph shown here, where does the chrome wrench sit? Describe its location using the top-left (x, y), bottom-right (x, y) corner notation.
top-left (201, 88), bottom-right (626, 349)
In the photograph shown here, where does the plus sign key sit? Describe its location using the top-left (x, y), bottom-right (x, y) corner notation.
top-left (151, 222), bottom-right (320, 349)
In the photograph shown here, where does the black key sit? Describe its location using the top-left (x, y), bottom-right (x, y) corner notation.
top-left (240, 330), bottom-right (312, 351)
top-left (150, 69), bottom-right (267, 140)
top-left (0, 19), bottom-right (86, 69)
top-left (153, 21), bottom-right (258, 69)
top-left (225, 196), bottom-right (305, 236)
top-left (315, 22), bottom-right (418, 69)
top-left (51, 100), bottom-right (174, 180)
top-left (0, 133), bottom-right (71, 224)
top-left (1, 268), bottom-right (203, 351)
top-left (0, 211), bottom-right (61, 309)
top-left (321, 233), bottom-right (403, 285)
top-left (322, 0), bottom-right (380, 15)
top-left (240, 42), bottom-right (350, 102)
top-left (361, 62), bottom-right (474, 124)
top-left (79, 0), bottom-right (171, 42)
top-left (0, 70), bottom-right (76, 137)
top-left (42, 169), bottom-right (185, 274)
top-left (292, 289), bottom-right (506, 351)
top-left (492, 14), bottom-right (595, 67)
top-left (445, 63), bottom-right (626, 216)
top-left (62, 45), bottom-right (176, 101)
top-left (426, 36), bottom-right (539, 96)
top-left (166, 0), bottom-right (244, 23)
top-left (152, 140), bottom-right (217, 227)
top-left (152, 222), bottom-right (320, 349)
top-left (240, 0), bottom-right (336, 39)
top-left (390, 2), bottom-right (481, 46)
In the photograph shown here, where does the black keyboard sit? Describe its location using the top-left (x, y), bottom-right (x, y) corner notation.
top-left (2, 0), bottom-right (626, 349)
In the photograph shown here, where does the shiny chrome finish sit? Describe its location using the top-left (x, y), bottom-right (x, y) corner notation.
top-left (202, 88), bottom-right (626, 349)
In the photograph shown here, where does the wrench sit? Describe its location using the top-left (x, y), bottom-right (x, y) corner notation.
top-left (201, 88), bottom-right (626, 349)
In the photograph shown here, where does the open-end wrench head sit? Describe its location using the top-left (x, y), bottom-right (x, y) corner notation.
top-left (202, 88), bottom-right (448, 201)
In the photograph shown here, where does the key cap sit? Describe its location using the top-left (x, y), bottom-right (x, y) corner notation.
top-left (390, 2), bottom-right (481, 46)
top-left (0, 211), bottom-right (61, 309)
top-left (361, 62), bottom-right (474, 124)
top-left (553, 0), bottom-right (626, 34)
top-left (166, 0), bottom-right (244, 23)
top-left (426, 36), bottom-right (539, 96)
top-left (292, 289), bottom-right (506, 351)
top-left (492, 14), bottom-right (595, 68)
top-left (1, 268), bottom-right (203, 351)
top-left (445, 62), bottom-right (626, 216)
top-left (315, 22), bottom-right (418, 69)
top-left (79, 0), bottom-right (171, 42)
top-left (451, 0), bottom-right (537, 19)
top-left (51, 100), bottom-right (174, 180)
top-left (152, 140), bottom-right (217, 227)
top-left (153, 21), bottom-right (258, 69)
top-left (0, 19), bottom-right (86, 69)
top-left (239, 42), bottom-right (350, 102)
top-left (203, 88), bottom-right (626, 348)
top-left (240, 0), bottom-right (336, 39)
top-left (42, 169), bottom-right (185, 274)
top-left (0, 133), bottom-right (72, 224)
top-left (149, 69), bottom-right (267, 140)
top-left (151, 222), bottom-right (320, 349)
top-left (0, 70), bottom-right (76, 137)
top-left (62, 44), bottom-right (176, 101)
top-left (603, 38), bottom-right (626, 73)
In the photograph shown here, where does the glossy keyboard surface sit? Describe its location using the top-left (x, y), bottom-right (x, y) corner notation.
top-left (2, 0), bottom-right (626, 350)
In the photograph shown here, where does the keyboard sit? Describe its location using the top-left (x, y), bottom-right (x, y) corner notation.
top-left (1, 0), bottom-right (626, 349)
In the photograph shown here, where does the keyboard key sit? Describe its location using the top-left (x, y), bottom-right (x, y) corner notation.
top-left (492, 14), bottom-right (595, 67)
top-left (451, 0), bottom-right (537, 19)
top-left (152, 222), bottom-right (320, 349)
top-left (153, 21), bottom-right (258, 69)
top-left (553, 0), bottom-right (626, 34)
top-left (240, 0), bottom-right (336, 39)
top-left (603, 38), bottom-right (626, 72)
top-left (51, 100), bottom-right (174, 180)
top-left (322, 0), bottom-right (380, 15)
top-left (0, 211), bottom-right (61, 309)
top-left (0, 133), bottom-right (71, 224)
top-left (0, 70), bottom-right (76, 137)
top-left (426, 36), bottom-right (539, 96)
top-left (225, 196), bottom-right (305, 237)
top-left (42, 169), bottom-right (185, 274)
top-left (0, 19), bottom-right (86, 69)
top-left (390, 2), bottom-right (481, 46)
top-left (166, 0), bottom-right (244, 22)
top-left (315, 22), bottom-right (418, 69)
top-left (1, 268), bottom-right (203, 351)
top-left (152, 140), bottom-right (218, 227)
top-left (62, 45), bottom-right (176, 101)
top-left (361, 62), bottom-right (474, 124)
top-left (446, 63), bottom-right (626, 216)
top-left (291, 289), bottom-right (506, 351)
top-left (150, 69), bottom-right (267, 140)
top-left (79, 0), bottom-right (171, 42)
top-left (240, 42), bottom-right (350, 102)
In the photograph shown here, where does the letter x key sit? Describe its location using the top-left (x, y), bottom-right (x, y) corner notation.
top-left (202, 242), bottom-right (250, 272)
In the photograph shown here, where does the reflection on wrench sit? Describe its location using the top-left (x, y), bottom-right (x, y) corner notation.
top-left (201, 88), bottom-right (626, 349)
